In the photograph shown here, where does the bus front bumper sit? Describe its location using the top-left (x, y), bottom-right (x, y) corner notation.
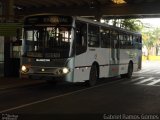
top-left (20, 66), bottom-right (73, 82)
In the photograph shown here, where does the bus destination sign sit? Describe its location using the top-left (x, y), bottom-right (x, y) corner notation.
top-left (25, 15), bottom-right (73, 25)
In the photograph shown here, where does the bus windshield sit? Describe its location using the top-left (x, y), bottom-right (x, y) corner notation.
top-left (22, 26), bottom-right (73, 58)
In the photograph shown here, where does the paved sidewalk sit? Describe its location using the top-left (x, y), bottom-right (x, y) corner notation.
top-left (0, 77), bottom-right (45, 90)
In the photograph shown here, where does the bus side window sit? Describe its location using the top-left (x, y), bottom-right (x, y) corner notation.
top-left (132, 36), bottom-right (141, 49)
top-left (124, 35), bottom-right (128, 49)
top-left (88, 24), bottom-right (100, 47)
top-left (100, 27), bottom-right (110, 48)
top-left (138, 36), bottom-right (142, 50)
top-left (110, 30), bottom-right (118, 49)
top-left (75, 21), bottom-right (87, 55)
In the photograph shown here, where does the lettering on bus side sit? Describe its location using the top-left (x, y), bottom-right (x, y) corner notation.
top-left (36, 59), bottom-right (51, 62)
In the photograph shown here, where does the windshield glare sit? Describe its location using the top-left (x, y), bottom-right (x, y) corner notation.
top-left (23, 26), bottom-right (73, 58)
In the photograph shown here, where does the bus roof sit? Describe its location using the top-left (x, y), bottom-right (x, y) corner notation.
top-left (24, 13), bottom-right (141, 36)
top-left (75, 16), bottom-right (141, 36)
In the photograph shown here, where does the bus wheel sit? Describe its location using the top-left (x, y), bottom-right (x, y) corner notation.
top-left (126, 62), bottom-right (133, 79)
top-left (88, 64), bottom-right (98, 87)
top-left (121, 62), bottom-right (133, 79)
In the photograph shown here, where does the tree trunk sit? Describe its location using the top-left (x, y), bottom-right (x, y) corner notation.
top-left (147, 48), bottom-right (150, 60)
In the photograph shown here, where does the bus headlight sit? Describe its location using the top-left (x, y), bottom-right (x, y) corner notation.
top-left (62, 67), bottom-right (69, 74)
top-left (21, 65), bottom-right (29, 73)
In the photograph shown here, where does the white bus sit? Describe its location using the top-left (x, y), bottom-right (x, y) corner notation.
top-left (20, 14), bottom-right (142, 86)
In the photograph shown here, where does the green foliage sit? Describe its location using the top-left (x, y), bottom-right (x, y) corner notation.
top-left (120, 19), bottom-right (143, 32)
top-left (143, 28), bottom-right (160, 48)
top-left (102, 18), bottom-right (143, 32)
top-left (142, 27), bottom-right (160, 59)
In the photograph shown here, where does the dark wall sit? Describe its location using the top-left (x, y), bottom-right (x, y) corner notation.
top-left (4, 37), bottom-right (20, 77)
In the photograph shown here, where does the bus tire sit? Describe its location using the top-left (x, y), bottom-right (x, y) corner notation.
top-left (121, 62), bottom-right (133, 79)
top-left (126, 62), bottom-right (133, 79)
top-left (88, 64), bottom-right (98, 87)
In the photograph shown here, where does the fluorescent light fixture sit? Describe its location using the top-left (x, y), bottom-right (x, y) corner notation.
top-left (112, 0), bottom-right (126, 4)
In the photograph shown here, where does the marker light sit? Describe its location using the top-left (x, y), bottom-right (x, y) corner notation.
top-left (63, 67), bottom-right (69, 74)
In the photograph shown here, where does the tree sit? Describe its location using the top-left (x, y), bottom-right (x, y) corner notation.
top-left (120, 19), bottom-right (143, 32)
top-left (102, 18), bottom-right (143, 32)
top-left (142, 28), bottom-right (160, 60)
top-left (142, 32), bottom-right (156, 60)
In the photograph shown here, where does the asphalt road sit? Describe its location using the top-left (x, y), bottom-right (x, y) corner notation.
top-left (1, 61), bottom-right (160, 120)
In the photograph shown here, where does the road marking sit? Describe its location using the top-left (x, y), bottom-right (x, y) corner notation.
top-left (131, 77), bottom-right (145, 82)
top-left (122, 77), bottom-right (145, 84)
top-left (150, 70), bottom-right (160, 73)
top-left (136, 69), bottom-right (150, 73)
top-left (147, 79), bottom-right (160, 85)
top-left (0, 78), bottom-right (123, 113)
top-left (156, 72), bottom-right (160, 74)
top-left (135, 77), bottom-right (154, 84)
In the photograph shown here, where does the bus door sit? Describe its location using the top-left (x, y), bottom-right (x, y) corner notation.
top-left (109, 30), bottom-right (120, 77)
top-left (74, 21), bottom-right (88, 82)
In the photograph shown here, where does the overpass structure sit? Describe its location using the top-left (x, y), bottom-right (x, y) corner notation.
top-left (1, 0), bottom-right (160, 21)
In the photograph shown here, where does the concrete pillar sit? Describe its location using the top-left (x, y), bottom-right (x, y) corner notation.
top-left (0, 1), bottom-right (2, 15)
top-left (0, 36), bottom-right (4, 77)
top-left (2, 0), bottom-right (14, 21)
top-left (1, 0), bottom-right (16, 77)
top-left (0, 0), bottom-right (4, 22)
